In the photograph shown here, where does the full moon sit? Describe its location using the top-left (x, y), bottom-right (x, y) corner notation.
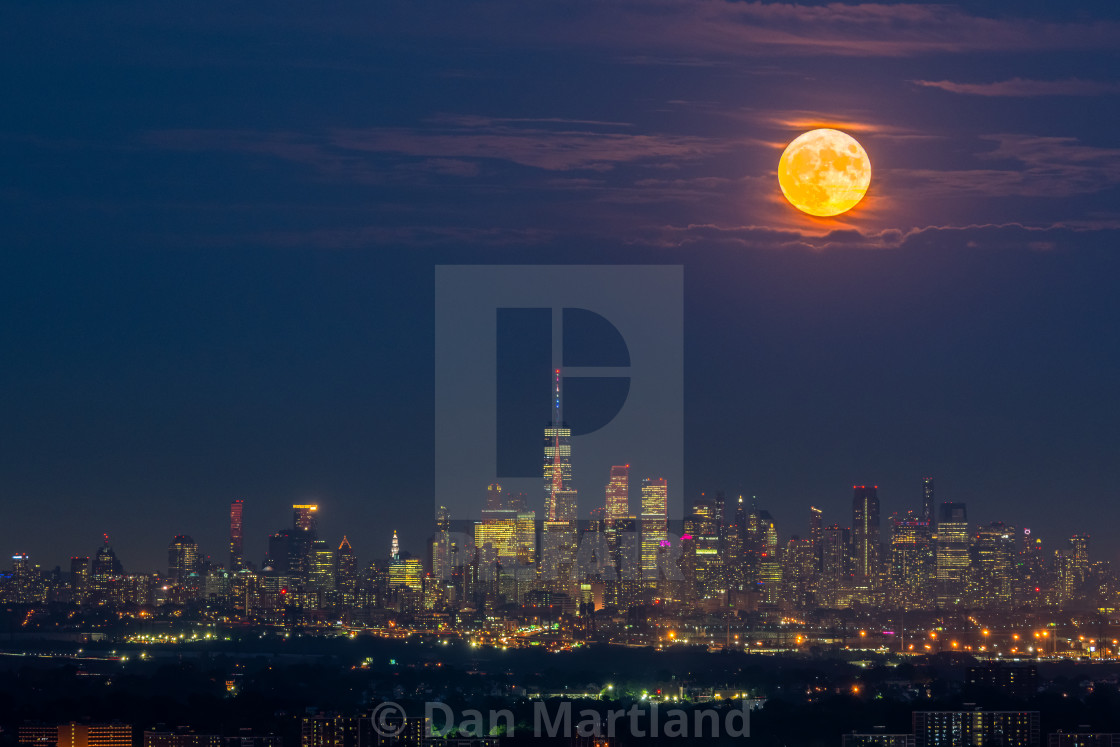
top-left (778, 128), bottom-right (871, 217)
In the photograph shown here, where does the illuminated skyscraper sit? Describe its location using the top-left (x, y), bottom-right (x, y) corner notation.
top-left (935, 502), bottom-right (969, 606)
top-left (70, 556), bottom-right (90, 605)
top-left (336, 536), bottom-right (356, 607)
top-left (922, 477), bottom-right (935, 524)
top-left (689, 496), bottom-right (722, 597)
top-left (543, 369), bottom-right (577, 522)
top-left (391, 530), bottom-right (400, 562)
top-left (782, 537), bottom-right (815, 608)
top-left (640, 477), bottom-right (669, 586)
top-left (852, 485), bottom-right (880, 586)
top-left (475, 508), bottom-right (519, 565)
top-left (486, 482), bottom-right (504, 510)
top-left (723, 496), bottom-right (746, 592)
top-left (971, 522), bottom-right (1016, 608)
top-left (809, 506), bottom-right (823, 573)
top-left (230, 499), bottom-right (244, 570)
top-left (822, 524), bottom-right (850, 588)
top-left (168, 535), bottom-right (199, 584)
top-left (605, 465), bottom-right (629, 520)
top-left (889, 516), bottom-right (934, 609)
top-left (293, 504), bottom-right (319, 534)
top-left (757, 510), bottom-right (781, 602)
top-left (1061, 534), bottom-right (1090, 602)
top-left (309, 539), bottom-right (336, 602)
top-left (432, 505), bottom-right (452, 581)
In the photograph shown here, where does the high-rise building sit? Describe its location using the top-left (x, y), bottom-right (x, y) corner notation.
top-left (822, 524), bottom-right (850, 588)
top-left (689, 496), bottom-right (722, 598)
top-left (922, 477), bottom-right (935, 524)
top-left (724, 496), bottom-right (746, 592)
top-left (809, 506), bottom-right (824, 573)
top-left (972, 522), bottom-right (1016, 608)
top-left (935, 502), bottom-right (969, 607)
top-left (782, 536), bottom-right (815, 608)
top-left (852, 485), bottom-right (880, 586)
top-left (475, 508), bottom-right (519, 567)
top-left (168, 535), bottom-right (199, 584)
top-left (913, 711), bottom-right (1040, 747)
top-left (605, 465), bottom-right (629, 520)
top-left (70, 556), bottom-right (90, 605)
top-left (432, 505), bottom-right (452, 582)
top-left (889, 516), bottom-right (934, 609)
top-left (229, 499), bottom-right (244, 571)
top-left (335, 536), bottom-right (357, 607)
top-left (640, 478), bottom-right (669, 586)
top-left (90, 536), bottom-right (124, 605)
top-left (309, 539), bottom-right (335, 600)
top-left (299, 715), bottom-right (372, 747)
top-left (757, 510), bottom-right (781, 602)
top-left (1060, 534), bottom-right (1090, 602)
top-left (543, 369), bottom-right (577, 522)
top-left (293, 504), bottom-right (319, 534)
top-left (390, 530), bottom-right (400, 562)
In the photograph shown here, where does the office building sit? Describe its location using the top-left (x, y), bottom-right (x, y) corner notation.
top-left (230, 499), bottom-right (244, 570)
top-left (852, 485), bottom-right (880, 585)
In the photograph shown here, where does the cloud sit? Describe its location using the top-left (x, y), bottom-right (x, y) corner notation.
top-left (233, 225), bottom-right (557, 250)
top-left (644, 221), bottom-right (1116, 251)
top-left (373, 1), bottom-right (1120, 58)
top-left (893, 134), bottom-right (1120, 199)
top-left (150, 119), bottom-right (737, 176)
top-left (911, 78), bottom-right (1120, 97)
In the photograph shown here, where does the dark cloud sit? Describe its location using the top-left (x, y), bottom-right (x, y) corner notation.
top-left (912, 77), bottom-right (1120, 97)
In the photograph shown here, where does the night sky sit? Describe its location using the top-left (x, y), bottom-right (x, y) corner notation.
top-left (1, 2), bottom-right (1119, 572)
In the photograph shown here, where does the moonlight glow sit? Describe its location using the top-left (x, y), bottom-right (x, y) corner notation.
top-left (778, 129), bottom-right (871, 217)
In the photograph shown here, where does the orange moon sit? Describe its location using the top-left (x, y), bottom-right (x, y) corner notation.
top-left (778, 129), bottom-right (871, 217)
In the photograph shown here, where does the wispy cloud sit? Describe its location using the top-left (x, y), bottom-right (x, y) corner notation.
top-left (150, 118), bottom-right (736, 176)
top-left (911, 78), bottom-right (1120, 97)
top-left (894, 134), bottom-right (1120, 199)
top-left (644, 222), bottom-right (1115, 251)
top-left (384, 1), bottom-right (1120, 58)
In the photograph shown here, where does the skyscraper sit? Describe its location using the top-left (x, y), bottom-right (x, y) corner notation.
top-left (852, 485), bottom-right (880, 586)
top-left (972, 522), bottom-right (1016, 608)
top-left (689, 496), bottom-right (722, 597)
top-left (889, 516), bottom-right (934, 609)
top-left (432, 505), bottom-right (452, 581)
top-left (70, 556), bottom-right (90, 605)
top-left (640, 477), bottom-right (669, 586)
top-left (723, 496), bottom-right (746, 592)
top-left (822, 524), bottom-right (850, 588)
top-left (605, 465), bottom-right (629, 520)
top-left (935, 502), bottom-right (969, 606)
top-left (486, 483), bottom-right (505, 510)
top-left (809, 506), bottom-right (823, 573)
top-left (230, 499), bottom-right (244, 571)
top-left (922, 477), bottom-right (935, 524)
top-left (336, 536), bottom-right (357, 607)
top-left (543, 369), bottom-right (577, 522)
top-left (293, 504), bottom-right (319, 534)
top-left (168, 535), bottom-right (199, 584)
